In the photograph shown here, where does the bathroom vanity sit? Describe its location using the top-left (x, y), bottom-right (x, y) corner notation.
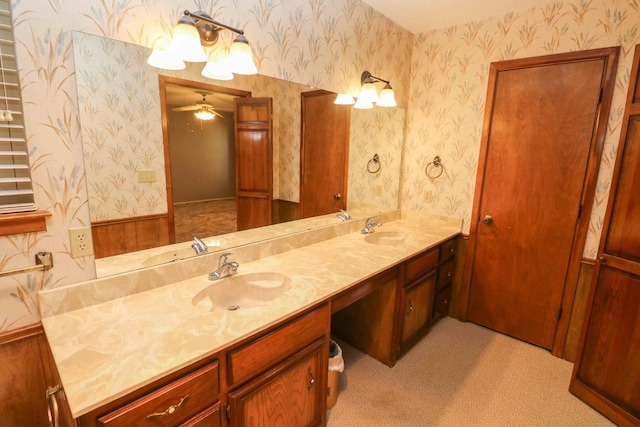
top-left (39, 212), bottom-right (460, 426)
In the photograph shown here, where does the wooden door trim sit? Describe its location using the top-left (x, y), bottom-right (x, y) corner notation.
top-left (299, 89), bottom-right (350, 217)
top-left (158, 76), bottom-right (251, 243)
top-left (459, 47), bottom-right (620, 358)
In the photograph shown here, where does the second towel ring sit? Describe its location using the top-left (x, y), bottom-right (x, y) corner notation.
top-left (425, 155), bottom-right (444, 179)
top-left (367, 154), bottom-right (381, 174)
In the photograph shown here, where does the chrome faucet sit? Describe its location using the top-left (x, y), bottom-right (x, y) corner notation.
top-left (208, 253), bottom-right (239, 280)
top-left (192, 237), bottom-right (208, 255)
top-left (337, 209), bottom-right (351, 221)
top-left (361, 217), bottom-right (382, 234)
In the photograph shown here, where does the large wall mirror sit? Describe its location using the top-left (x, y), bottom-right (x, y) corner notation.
top-left (72, 31), bottom-right (405, 277)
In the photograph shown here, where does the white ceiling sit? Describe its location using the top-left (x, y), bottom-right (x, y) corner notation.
top-left (361, 0), bottom-right (556, 34)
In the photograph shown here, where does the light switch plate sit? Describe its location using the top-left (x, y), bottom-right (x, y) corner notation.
top-left (423, 190), bottom-right (433, 203)
top-left (69, 226), bottom-right (94, 258)
top-left (138, 169), bottom-right (156, 183)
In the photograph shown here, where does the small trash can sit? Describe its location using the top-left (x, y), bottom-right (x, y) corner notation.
top-left (327, 339), bottom-right (344, 409)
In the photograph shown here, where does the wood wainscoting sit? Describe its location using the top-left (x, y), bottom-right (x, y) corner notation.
top-left (91, 214), bottom-right (171, 258)
top-left (272, 199), bottom-right (300, 224)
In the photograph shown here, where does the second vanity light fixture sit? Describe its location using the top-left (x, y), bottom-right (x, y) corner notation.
top-left (335, 71), bottom-right (397, 109)
top-left (147, 10), bottom-right (258, 79)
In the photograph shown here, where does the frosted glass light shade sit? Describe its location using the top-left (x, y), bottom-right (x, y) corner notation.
top-left (170, 21), bottom-right (207, 62)
top-left (376, 85), bottom-right (397, 107)
top-left (354, 97), bottom-right (374, 109)
top-left (358, 82), bottom-right (379, 104)
top-left (229, 35), bottom-right (257, 75)
top-left (334, 94), bottom-right (355, 105)
top-left (147, 37), bottom-right (186, 70)
top-left (202, 52), bottom-right (234, 80)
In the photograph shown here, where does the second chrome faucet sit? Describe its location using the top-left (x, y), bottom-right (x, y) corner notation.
top-left (361, 217), bottom-right (382, 234)
top-left (209, 253), bottom-right (239, 280)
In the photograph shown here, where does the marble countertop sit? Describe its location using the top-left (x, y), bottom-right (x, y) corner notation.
top-left (40, 212), bottom-right (461, 418)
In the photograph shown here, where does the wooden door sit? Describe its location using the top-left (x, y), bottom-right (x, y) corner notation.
top-left (465, 49), bottom-right (619, 351)
top-left (235, 97), bottom-right (272, 231)
top-left (570, 44), bottom-right (640, 427)
top-left (300, 90), bottom-right (350, 218)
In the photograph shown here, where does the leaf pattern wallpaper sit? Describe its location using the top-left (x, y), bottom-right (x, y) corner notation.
top-left (1, 0), bottom-right (639, 331)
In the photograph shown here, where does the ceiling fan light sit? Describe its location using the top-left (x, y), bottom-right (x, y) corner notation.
top-left (169, 16), bottom-right (207, 63)
top-left (194, 108), bottom-right (216, 120)
top-left (229, 34), bottom-right (258, 75)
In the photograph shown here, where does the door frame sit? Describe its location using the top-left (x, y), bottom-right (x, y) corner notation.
top-left (158, 76), bottom-right (251, 242)
top-left (459, 47), bottom-right (619, 357)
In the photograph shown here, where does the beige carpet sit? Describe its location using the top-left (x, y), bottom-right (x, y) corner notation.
top-left (327, 317), bottom-right (613, 427)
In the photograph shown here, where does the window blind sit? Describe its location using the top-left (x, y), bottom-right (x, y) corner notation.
top-left (0, 0), bottom-right (34, 214)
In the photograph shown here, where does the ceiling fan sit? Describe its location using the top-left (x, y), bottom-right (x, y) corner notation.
top-left (172, 92), bottom-right (224, 120)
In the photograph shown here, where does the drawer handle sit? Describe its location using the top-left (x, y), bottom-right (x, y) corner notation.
top-left (307, 367), bottom-right (316, 390)
top-left (146, 395), bottom-right (190, 420)
top-left (406, 300), bottom-right (413, 315)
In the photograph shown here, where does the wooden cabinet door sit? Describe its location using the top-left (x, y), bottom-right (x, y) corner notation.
top-left (235, 97), bottom-right (273, 231)
top-left (465, 48), bottom-right (619, 351)
top-left (300, 90), bottom-right (350, 218)
top-left (400, 273), bottom-right (435, 347)
top-left (228, 339), bottom-right (325, 427)
top-left (570, 44), bottom-right (640, 427)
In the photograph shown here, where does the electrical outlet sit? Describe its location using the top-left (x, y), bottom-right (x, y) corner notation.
top-left (423, 190), bottom-right (433, 203)
top-left (69, 226), bottom-right (94, 258)
top-left (138, 169), bottom-right (156, 183)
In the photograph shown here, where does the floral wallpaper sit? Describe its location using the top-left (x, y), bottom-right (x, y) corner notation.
top-left (0, 0), bottom-right (412, 330)
top-left (402, 0), bottom-right (640, 261)
top-left (2, 0), bottom-right (637, 332)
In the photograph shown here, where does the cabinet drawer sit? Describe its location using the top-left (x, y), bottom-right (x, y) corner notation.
top-left (439, 238), bottom-right (456, 262)
top-left (436, 259), bottom-right (455, 292)
top-left (180, 403), bottom-right (221, 427)
top-left (432, 286), bottom-right (452, 321)
top-left (227, 304), bottom-right (329, 386)
top-left (97, 361), bottom-right (219, 427)
top-left (405, 248), bottom-right (439, 282)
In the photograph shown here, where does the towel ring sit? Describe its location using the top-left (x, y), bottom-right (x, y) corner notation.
top-left (425, 155), bottom-right (444, 179)
top-left (367, 154), bottom-right (381, 174)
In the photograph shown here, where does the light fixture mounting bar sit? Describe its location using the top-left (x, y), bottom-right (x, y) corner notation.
top-left (184, 10), bottom-right (244, 36)
top-left (361, 70), bottom-right (390, 85)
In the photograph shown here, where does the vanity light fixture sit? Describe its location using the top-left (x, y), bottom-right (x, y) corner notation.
top-left (148, 10), bottom-right (257, 77)
top-left (353, 71), bottom-right (397, 109)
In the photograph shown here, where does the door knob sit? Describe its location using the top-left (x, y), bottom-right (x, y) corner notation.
top-left (482, 215), bottom-right (493, 224)
top-left (333, 193), bottom-right (341, 200)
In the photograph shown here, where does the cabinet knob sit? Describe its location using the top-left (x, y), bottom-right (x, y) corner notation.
top-left (598, 256), bottom-right (606, 263)
top-left (483, 215), bottom-right (493, 224)
top-left (307, 367), bottom-right (316, 389)
top-left (333, 193), bottom-right (341, 200)
top-left (406, 300), bottom-right (413, 315)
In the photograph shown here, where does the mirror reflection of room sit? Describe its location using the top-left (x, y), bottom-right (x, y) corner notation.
top-left (73, 31), bottom-right (403, 271)
top-left (166, 83), bottom-right (240, 242)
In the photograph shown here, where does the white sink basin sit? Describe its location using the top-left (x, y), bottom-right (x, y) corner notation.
top-left (192, 272), bottom-right (291, 311)
top-left (364, 231), bottom-right (407, 246)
